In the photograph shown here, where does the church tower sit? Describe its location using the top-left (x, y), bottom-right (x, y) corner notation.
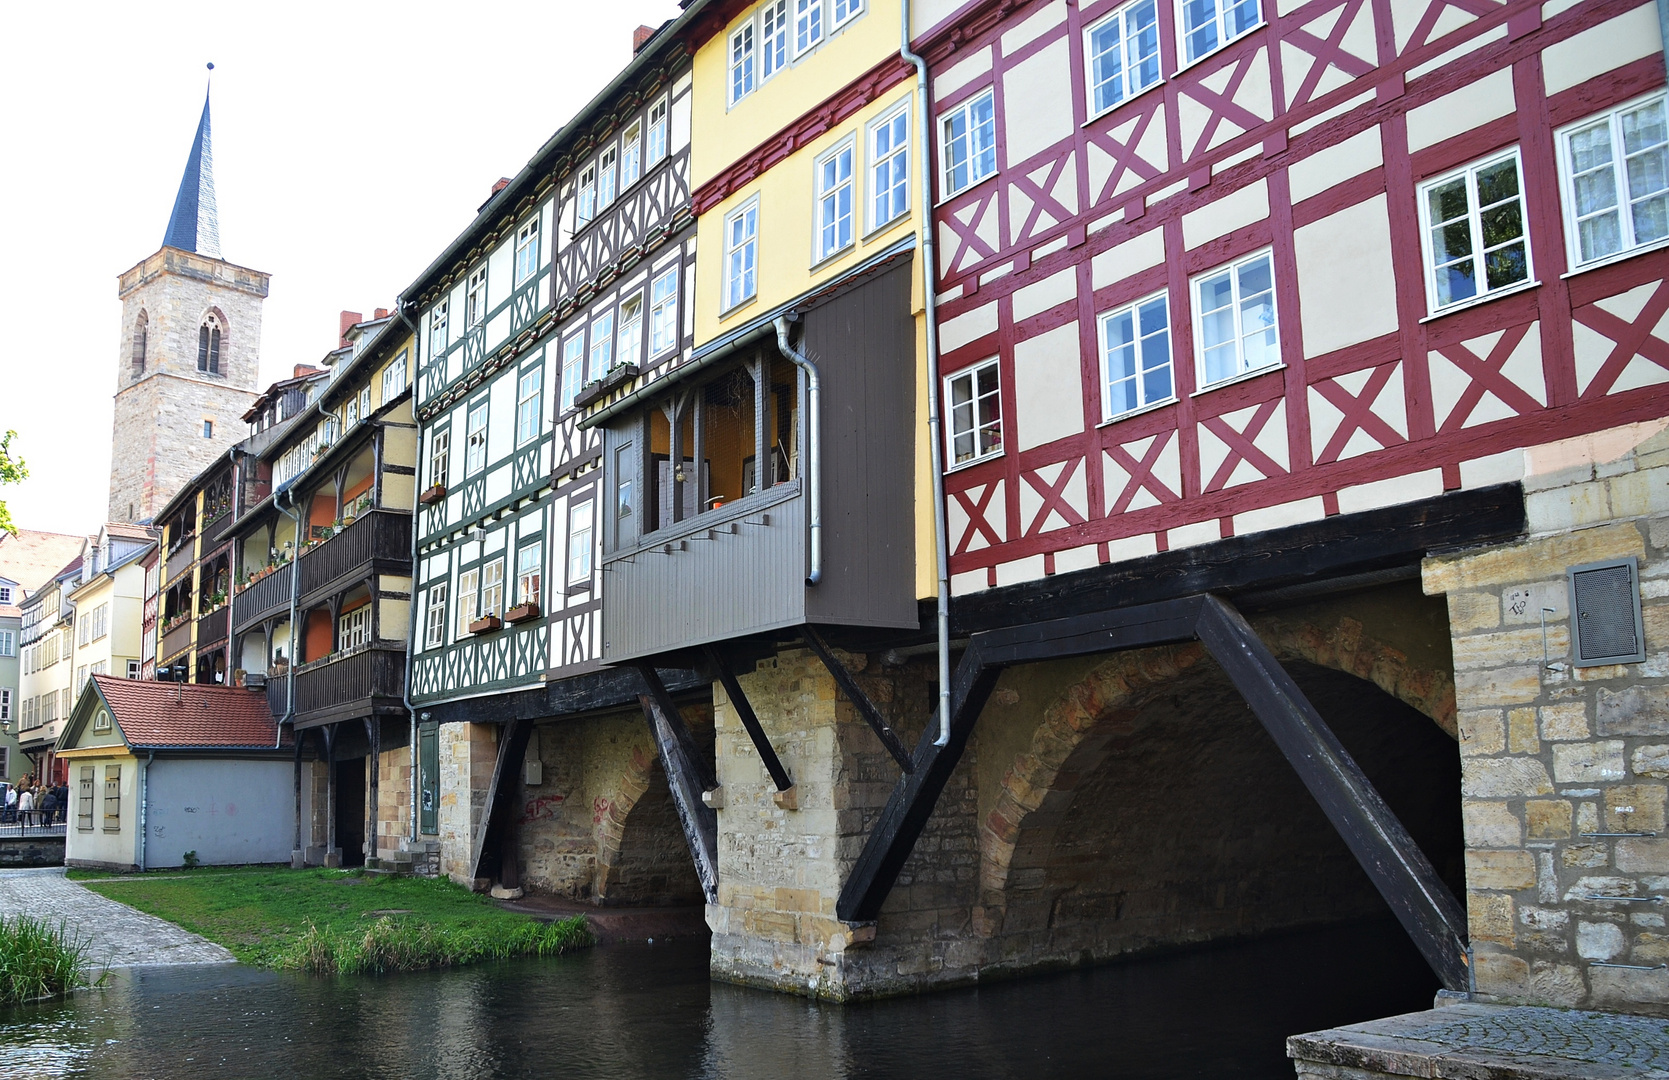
top-left (109, 85), bottom-right (268, 524)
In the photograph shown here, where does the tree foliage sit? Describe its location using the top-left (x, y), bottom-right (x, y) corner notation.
top-left (0, 430), bottom-right (27, 537)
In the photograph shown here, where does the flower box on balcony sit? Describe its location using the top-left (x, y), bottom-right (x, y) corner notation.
top-left (468, 615), bottom-right (502, 635)
top-left (572, 363), bottom-right (639, 409)
top-left (419, 483), bottom-right (447, 506)
top-left (504, 602), bottom-right (541, 624)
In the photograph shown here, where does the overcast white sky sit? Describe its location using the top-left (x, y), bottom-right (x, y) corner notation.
top-left (0, 0), bottom-right (683, 536)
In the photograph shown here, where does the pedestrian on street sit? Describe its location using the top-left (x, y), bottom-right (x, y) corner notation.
top-left (39, 787), bottom-right (57, 825)
top-left (18, 786), bottom-right (34, 827)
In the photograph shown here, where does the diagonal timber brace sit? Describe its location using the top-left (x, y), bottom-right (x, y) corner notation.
top-left (835, 593), bottom-right (1471, 991)
top-left (636, 663), bottom-right (720, 904)
top-left (470, 715), bottom-right (534, 886)
top-left (803, 626), bottom-right (914, 773)
top-left (704, 646), bottom-right (793, 792)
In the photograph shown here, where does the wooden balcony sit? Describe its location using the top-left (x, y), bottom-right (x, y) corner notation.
top-left (265, 677), bottom-right (289, 721)
top-left (202, 506), bottom-right (234, 546)
top-left (290, 644), bottom-right (407, 729)
top-left (165, 542), bottom-right (196, 585)
top-left (160, 620), bottom-right (192, 663)
top-left (299, 510), bottom-right (411, 605)
top-left (234, 565), bottom-right (295, 634)
top-left (196, 605), bottom-right (228, 647)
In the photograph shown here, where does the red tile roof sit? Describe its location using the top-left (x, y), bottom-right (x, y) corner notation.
top-left (91, 675), bottom-right (290, 750)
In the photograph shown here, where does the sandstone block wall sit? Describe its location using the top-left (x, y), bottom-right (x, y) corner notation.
top-left (1424, 420), bottom-right (1669, 1015)
top-left (438, 722), bottom-right (497, 884)
top-left (376, 745), bottom-right (411, 852)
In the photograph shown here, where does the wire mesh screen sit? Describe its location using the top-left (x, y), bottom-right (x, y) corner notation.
top-left (1569, 558), bottom-right (1644, 665)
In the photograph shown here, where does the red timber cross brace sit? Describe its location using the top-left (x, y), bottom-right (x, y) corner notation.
top-left (837, 594), bottom-right (1472, 992)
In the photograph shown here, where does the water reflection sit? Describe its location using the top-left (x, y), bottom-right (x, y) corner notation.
top-left (0, 918), bottom-right (1434, 1079)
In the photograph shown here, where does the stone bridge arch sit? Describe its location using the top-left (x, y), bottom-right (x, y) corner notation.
top-left (593, 703), bottom-right (710, 906)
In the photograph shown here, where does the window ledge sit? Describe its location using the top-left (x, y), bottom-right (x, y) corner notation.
top-left (1190, 362), bottom-right (1285, 397)
top-left (1098, 396), bottom-right (1178, 427)
top-left (810, 241), bottom-right (858, 273)
top-left (1171, 22), bottom-right (1267, 79)
top-left (1082, 79), bottom-right (1166, 129)
top-left (719, 293), bottom-right (759, 321)
top-left (1561, 239), bottom-right (1669, 280)
top-left (863, 211), bottom-right (912, 244)
top-left (936, 170), bottom-right (999, 210)
top-left (1418, 279), bottom-right (1541, 323)
top-left (945, 448), bottom-right (1005, 475)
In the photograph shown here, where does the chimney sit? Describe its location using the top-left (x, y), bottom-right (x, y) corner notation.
top-left (633, 24), bottom-right (657, 53)
top-left (293, 364), bottom-right (326, 379)
top-left (491, 177), bottom-right (511, 197)
top-left (339, 310), bottom-right (363, 348)
top-left (374, 307), bottom-right (389, 320)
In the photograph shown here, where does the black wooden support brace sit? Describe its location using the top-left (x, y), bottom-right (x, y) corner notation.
top-left (364, 716), bottom-right (380, 864)
top-left (836, 593), bottom-right (1471, 992)
top-left (636, 663), bottom-right (720, 904)
top-left (704, 646), bottom-right (793, 792)
top-left (469, 715), bottom-right (533, 886)
top-left (802, 626), bottom-right (914, 773)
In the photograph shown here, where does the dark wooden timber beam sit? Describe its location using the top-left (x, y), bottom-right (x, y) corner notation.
top-left (802, 626), bottom-right (914, 773)
top-left (468, 715), bottom-right (533, 886)
top-left (636, 664), bottom-right (719, 903)
top-left (704, 645), bottom-right (792, 792)
top-left (1194, 596), bottom-right (1470, 991)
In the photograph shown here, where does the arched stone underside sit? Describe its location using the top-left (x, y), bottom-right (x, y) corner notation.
top-left (595, 702), bottom-right (712, 906)
top-left (974, 603), bottom-right (1463, 975)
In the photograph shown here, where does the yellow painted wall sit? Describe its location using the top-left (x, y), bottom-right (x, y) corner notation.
top-left (61, 750), bottom-right (141, 870)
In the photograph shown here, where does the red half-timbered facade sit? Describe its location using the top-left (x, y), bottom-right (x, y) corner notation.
top-left (919, 0), bottom-right (1669, 590)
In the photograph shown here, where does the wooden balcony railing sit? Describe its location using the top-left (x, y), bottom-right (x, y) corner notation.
top-left (299, 510), bottom-right (411, 601)
top-left (265, 677), bottom-right (289, 721)
top-left (291, 644), bottom-right (406, 726)
top-left (196, 605), bottom-right (228, 647)
top-left (160, 621), bottom-right (192, 663)
top-left (165, 542), bottom-right (196, 585)
top-left (234, 564), bottom-right (295, 633)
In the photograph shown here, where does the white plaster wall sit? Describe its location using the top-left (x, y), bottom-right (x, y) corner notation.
top-left (1405, 67), bottom-right (1515, 152)
top-left (940, 300), bottom-right (999, 352)
top-left (1001, 36), bottom-right (1074, 166)
top-left (1294, 194), bottom-right (1400, 357)
top-left (1182, 179), bottom-right (1270, 249)
top-left (1091, 226), bottom-right (1166, 289)
top-left (1013, 321), bottom-right (1086, 451)
top-left (1012, 266), bottom-right (1078, 323)
top-left (1287, 125), bottom-right (1383, 204)
top-left (1542, 2), bottom-right (1662, 95)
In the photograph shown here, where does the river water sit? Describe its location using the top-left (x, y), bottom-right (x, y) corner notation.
top-left (0, 917), bottom-right (1435, 1079)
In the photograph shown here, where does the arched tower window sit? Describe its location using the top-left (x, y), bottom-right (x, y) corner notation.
top-left (198, 313), bottom-right (224, 374)
top-left (131, 311), bottom-right (148, 374)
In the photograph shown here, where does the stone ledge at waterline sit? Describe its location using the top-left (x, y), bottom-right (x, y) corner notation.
top-left (0, 836), bottom-right (65, 868)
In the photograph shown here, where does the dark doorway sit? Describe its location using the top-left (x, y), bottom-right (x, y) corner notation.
top-left (335, 757), bottom-right (366, 868)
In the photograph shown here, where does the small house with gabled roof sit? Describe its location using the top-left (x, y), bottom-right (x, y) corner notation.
top-left (57, 675), bottom-right (297, 871)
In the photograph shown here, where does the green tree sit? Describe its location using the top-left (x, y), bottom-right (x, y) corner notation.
top-left (0, 431), bottom-right (27, 537)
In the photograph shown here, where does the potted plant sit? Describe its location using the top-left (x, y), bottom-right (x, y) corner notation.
top-left (468, 613), bottom-right (503, 634)
top-left (504, 600), bottom-right (541, 624)
top-left (419, 483), bottom-right (447, 506)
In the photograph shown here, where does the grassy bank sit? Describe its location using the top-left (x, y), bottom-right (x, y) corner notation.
top-left (0, 916), bottom-right (102, 1005)
top-left (81, 868), bottom-right (591, 974)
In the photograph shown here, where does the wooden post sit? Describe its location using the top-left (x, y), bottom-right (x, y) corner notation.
top-left (364, 716), bottom-right (379, 864)
top-left (468, 717), bottom-right (534, 886)
top-left (802, 627), bottom-right (913, 773)
top-left (703, 645), bottom-right (792, 792)
top-left (636, 663), bottom-right (719, 903)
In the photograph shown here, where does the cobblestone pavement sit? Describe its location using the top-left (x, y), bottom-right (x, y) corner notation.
top-left (0, 866), bottom-right (234, 968)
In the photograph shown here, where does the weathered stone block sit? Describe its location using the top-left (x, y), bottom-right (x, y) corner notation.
top-left (1635, 744), bottom-right (1669, 777)
top-left (1463, 758), bottom-right (1554, 798)
top-left (1423, 523), bottom-right (1645, 594)
top-left (1463, 801), bottom-right (1522, 848)
top-left (1592, 963), bottom-right (1669, 1008)
top-left (1599, 685), bottom-right (1669, 736)
top-left (1473, 950), bottom-right (1530, 996)
top-left (1616, 838), bottom-right (1669, 874)
top-left (1562, 843), bottom-right (1610, 868)
top-left (1507, 707), bottom-right (1540, 755)
top-left (1552, 740), bottom-right (1626, 784)
top-left (1466, 850), bottom-right (1537, 891)
top-left (1526, 799), bottom-right (1572, 840)
top-left (1449, 590), bottom-right (1500, 632)
top-left (1518, 906), bottom-right (1569, 955)
top-left (1468, 892), bottom-right (1514, 945)
top-left (1539, 702), bottom-right (1590, 741)
top-left (1458, 709), bottom-right (1505, 756)
top-left (1607, 784), bottom-right (1668, 833)
top-left (1577, 919), bottom-right (1627, 960)
top-left (1455, 667), bottom-right (1542, 710)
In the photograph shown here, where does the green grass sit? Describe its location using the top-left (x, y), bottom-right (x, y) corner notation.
top-left (80, 868), bottom-right (592, 974)
top-left (0, 915), bottom-right (104, 1005)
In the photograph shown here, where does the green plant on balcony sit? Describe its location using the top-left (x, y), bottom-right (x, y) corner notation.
top-left (160, 611), bottom-right (191, 636)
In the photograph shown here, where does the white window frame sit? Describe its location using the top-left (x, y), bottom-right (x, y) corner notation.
top-left (1099, 291), bottom-right (1175, 421)
top-left (589, 311), bottom-right (616, 382)
top-left (646, 97), bottom-right (669, 167)
top-left (515, 366), bottom-right (543, 447)
top-left (425, 582), bottom-right (448, 649)
top-left (1179, 0), bottom-right (1263, 67)
top-left (515, 218), bottom-right (540, 285)
top-left (466, 267), bottom-right (487, 328)
top-left (568, 501), bottom-right (595, 585)
top-left (730, 20), bottom-right (756, 105)
top-left (456, 569), bottom-right (479, 637)
top-left (945, 358), bottom-right (1004, 468)
top-left (465, 402), bottom-right (489, 476)
top-left (93, 603), bottom-right (108, 641)
top-left (617, 294), bottom-right (645, 369)
top-left (1191, 249), bottom-right (1282, 389)
top-left (599, 145), bottom-right (619, 210)
top-left (1086, 0), bottom-right (1163, 117)
top-left (561, 333), bottom-right (586, 411)
top-left (125, 659), bottom-right (140, 679)
top-left (0, 630), bottom-right (12, 657)
top-left (650, 267), bottom-right (680, 356)
top-left (621, 120), bottom-right (643, 190)
top-left (577, 163), bottom-right (598, 226)
top-left (868, 103), bottom-right (910, 232)
top-left (814, 139), bottom-right (856, 262)
top-left (516, 543), bottom-right (542, 608)
top-left (761, 0), bottom-right (789, 80)
top-left (940, 89), bottom-right (997, 198)
top-left (0, 688), bottom-right (9, 723)
top-left (429, 303), bottom-right (448, 359)
top-left (833, 0), bottom-right (864, 28)
top-left (1556, 91), bottom-right (1669, 271)
top-left (480, 559), bottom-right (505, 619)
top-left (1417, 148), bottom-right (1533, 315)
top-left (794, 0), bottom-right (824, 55)
top-left (382, 350), bottom-right (409, 400)
top-left (429, 427), bottom-right (450, 488)
top-left (338, 605), bottom-right (371, 652)
top-left (725, 199), bottom-right (760, 312)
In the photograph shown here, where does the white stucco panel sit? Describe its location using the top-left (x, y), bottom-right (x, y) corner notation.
top-left (1002, 0), bottom-right (1066, 54)
top-left (1405, 67), bottom-right (1515, 152)
top-left (487, 241), bottom-right (514, 311)
top-left (1002, 37), bottom-right (1075, 166)
top-left (940, 300), bottom-right (1000, 353)
top-left (1287, 125), bottom-right (1383, 204)
top-left (1013, 321), bottom-right (1087, 451)
top-left (1012, 266), bottom-right (1079, 323)
top-left (1182, 179), bottom-right (1270, 249)
top-left (1293, 194), bottom-right (1399, 357)
top-left (1542, 2), bottom-right (1662, 96)
top-left (1091, 226), bottom-right (1167, 290)
top-left (935, 46), bottom-right (992, 101)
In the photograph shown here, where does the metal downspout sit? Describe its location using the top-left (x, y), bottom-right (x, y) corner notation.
top-left (1660, 0), bottom-right (1669, 85)
top-left (138, 749), bottom-right (155, 871)
top-left (394, 298), bottom-right (423, 845)
top-left (902, 0), bottom-right (954, 746)
top-left (773, 317), bottom-right (823, 586)
top-left (276, 491), bottom-right (303, 734)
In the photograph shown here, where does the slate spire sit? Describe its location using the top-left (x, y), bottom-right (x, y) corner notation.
top-left (161, 82), bottom-right (221, 258)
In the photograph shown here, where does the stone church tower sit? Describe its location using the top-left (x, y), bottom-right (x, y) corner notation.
top-left (109, 88), bottom-right (268, 524)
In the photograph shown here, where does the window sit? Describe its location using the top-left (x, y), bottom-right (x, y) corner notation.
top-left (430, 302), bottom-right (449, 358)
top-left (578, 163), bottom-right (597, 226)
top-left (589, 311), bottom-right (616, 382)
top-left (126, 659), bottom-right (140, 679)
top-left (761, 1), bottom-right (789, 79)
top-left (466, 268), bottom-right (487, 328)
top-left (516, 543), bottom-right (542, 607)
top-left (794, 0), bottom-right (823, 54)
top-left (834, 0), bottom-right (863, 26)
top-left (617, 295), bottom-right (644, 368)
top-left (568, 502), bottom-right (595, 585)
top-left (338, 605), bottom-right (371, 651)
top-left (515, 218), bottom-right (540, 285)
top-left (730, 20), bottom-right (756, 105)
top-left (1100, 293), bottom-right (1174, 419)
top-left (816, 142), bottom-right (856, 260)
top-left (456, 569), bottom-right (479, 637)
top-left (358, 386), bottom-right (372, 423)
top-left (480, 560), bottom-right (504, 619)
top-left (425, 582), bottom-right (448, 649)
top-left (941, 90), bottom-right (997, 197)
top-left (650, 267), bottom-right (680, 356)
top-left (599, 146), bottom-right (618, 209)
top-left (132, 310), bottom-right (148, 374)
top-left (516, 367), bottom-right (543, 447)
top-left (383, 351), bottom-right (409, 400)
top-left (104, 765), bottom-right (121, 831)
top-left (60, 687), bottom-right (70, 719)
top-left (725, 201), bottom-right (759, 310)
top-left (197, 314), bottom-right (223, 374)
top-left (78, 768), bottom-right (93, 831)
top-left (429, 427), bottom-right (451, 488)
top-left (1419, 150), bottom-right (1531, 312)
top-left (1559, 94), bottom-right (1669, 268)
top-left (561, 334), bottom-right (586, 411)
top-left (621, 121), bottom-right (643, 189)
top-left (346, 397), bottom-right (360, 428)
top-left (870, 106), bottom-right (910, 231)
top-left (647, 97), bottom-right (669, 167)
top-left (1088, 0), bottom-right (1162, 114)
top-left (465, 402), bottom-right (489, 475)
top-left (0, 630), bottom-right (13, 657)
top-left (93, 603), bottom-right (108, 641)
top-left (1194, 250), bottom-right (1280, 386)
top-left (78, 615), bottom-right (90, 647)
top-left (1181, 0), bottom-right (1261, 64)
top-left (0, 688), bottom-right (8, 723)
top-left (0, 585), bottom-right (10, 602)
top-left (946, 360), bottom-right (1003, 466)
